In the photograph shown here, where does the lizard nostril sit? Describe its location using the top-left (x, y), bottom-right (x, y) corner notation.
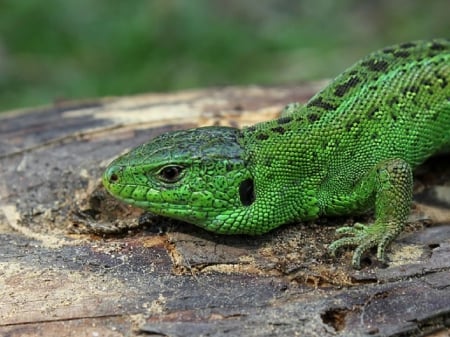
top-left (104, 165), bottom-right (122, 185)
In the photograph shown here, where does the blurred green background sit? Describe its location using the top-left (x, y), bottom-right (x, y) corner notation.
top-left (0, 0), bottom-right (449, 112)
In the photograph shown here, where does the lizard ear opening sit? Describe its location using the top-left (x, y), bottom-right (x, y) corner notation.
top-left (239, 178), bottom-right (255, 206)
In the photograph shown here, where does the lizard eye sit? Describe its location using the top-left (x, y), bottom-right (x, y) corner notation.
top-left (157, 165), bottom-right (184, 183)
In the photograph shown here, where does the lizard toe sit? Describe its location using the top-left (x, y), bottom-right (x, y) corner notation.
top-left (328, 236), bottom-right (363, 257)
top-left (335, 222), bottom-right (368, 236)
top-left (351, 239), bottom-right (379, 269)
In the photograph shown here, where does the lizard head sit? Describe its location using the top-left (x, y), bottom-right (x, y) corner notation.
top-left (103, 126), bottom-right (257, 234)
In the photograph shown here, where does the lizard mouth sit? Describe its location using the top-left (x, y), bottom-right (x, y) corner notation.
top-left (125, 198), bottom-right (189, 210)
top-left (123, 197), bottom-right (216, 227)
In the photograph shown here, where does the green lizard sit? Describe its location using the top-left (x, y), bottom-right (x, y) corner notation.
top-left (103, 39), bottom-right (450, 269)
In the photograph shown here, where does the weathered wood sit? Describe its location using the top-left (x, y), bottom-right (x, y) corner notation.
top-left (0, 85), bottom-right (449, 337)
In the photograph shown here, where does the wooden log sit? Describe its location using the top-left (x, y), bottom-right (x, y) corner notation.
top-left (0, 84), bottom-right (449, 336)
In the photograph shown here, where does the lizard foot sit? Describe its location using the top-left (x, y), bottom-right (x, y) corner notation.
top-left (328, 222), bottom-right (394, 269)
top-left (328, 158), bottom-right (412, 269)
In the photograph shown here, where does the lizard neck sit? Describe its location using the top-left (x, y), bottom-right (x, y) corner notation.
top-left (238, 116), bottom-right (323, 226)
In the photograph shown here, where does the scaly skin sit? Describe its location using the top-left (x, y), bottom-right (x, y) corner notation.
top-left (103, 39), bottom-right (450, 268)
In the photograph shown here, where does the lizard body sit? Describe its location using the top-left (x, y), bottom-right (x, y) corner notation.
top-left (103, 39), bottom-right (450, 268)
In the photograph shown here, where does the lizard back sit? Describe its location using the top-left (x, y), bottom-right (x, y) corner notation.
top-left (240, 39), bottom-right (450, 220)
top-left (243, 39), bottom-right (450, 175)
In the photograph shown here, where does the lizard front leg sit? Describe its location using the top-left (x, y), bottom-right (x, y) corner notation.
top-left (328, 158), bottom-right (413, 269)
